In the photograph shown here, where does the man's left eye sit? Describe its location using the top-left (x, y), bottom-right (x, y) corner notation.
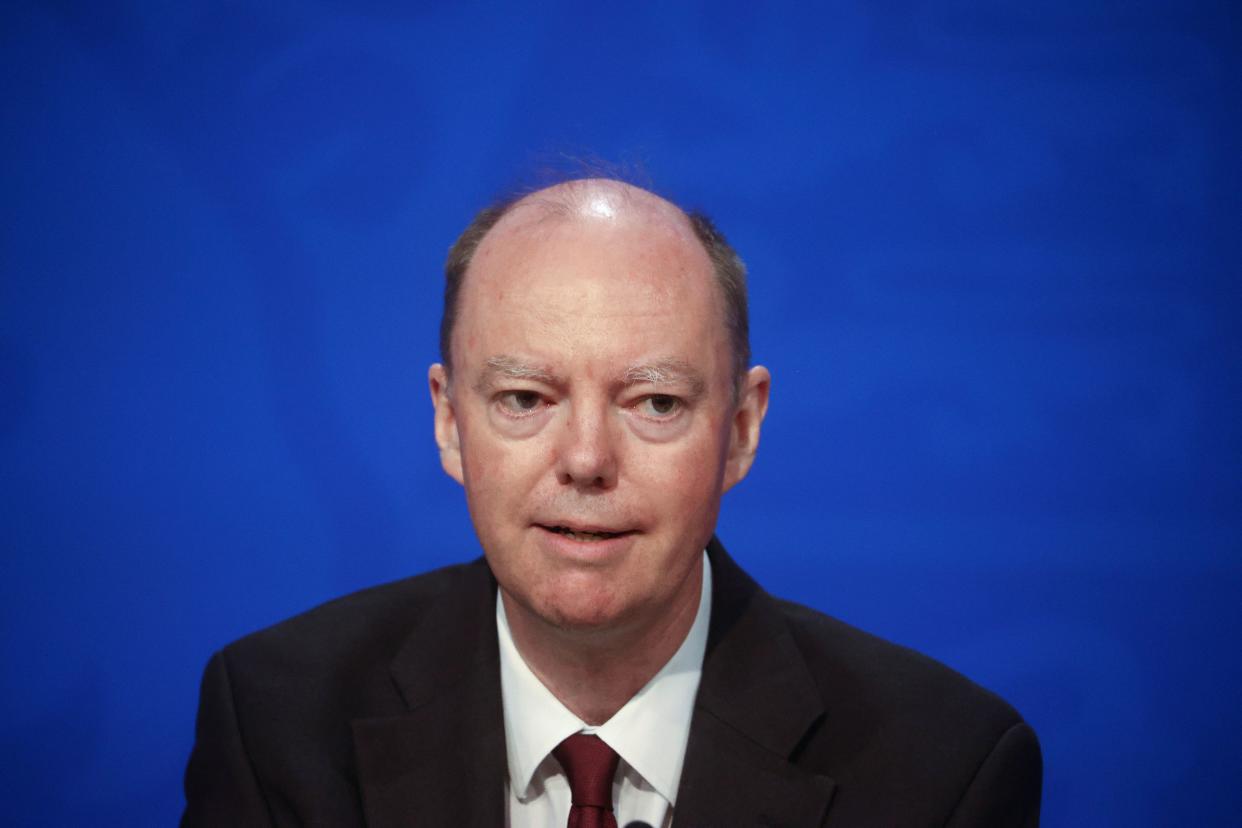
top-left (637, 394), bottom-right (681, 418)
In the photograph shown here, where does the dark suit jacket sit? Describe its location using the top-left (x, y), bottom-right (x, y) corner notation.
top-left (183, 538), bottom-right (1041, 827)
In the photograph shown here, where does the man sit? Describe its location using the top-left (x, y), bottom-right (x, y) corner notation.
top-left (183, 178), bottom-right (1042, 826)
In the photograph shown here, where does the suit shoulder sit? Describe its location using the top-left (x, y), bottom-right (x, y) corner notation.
top-left (773, 597), bottom-right (1026, 737)
top-left (220, 558), bottom-right (491, 679)
top-left (763, 596), bottom-right (1041, 823)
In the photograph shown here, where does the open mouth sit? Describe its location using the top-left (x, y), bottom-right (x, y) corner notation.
top-left (539, 524), bottom-right (632, 542)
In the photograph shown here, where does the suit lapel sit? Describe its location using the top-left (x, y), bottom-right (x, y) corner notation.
top-left (351, 561), bottom-right (507, 827)
top-left (675, 540), bottom-right (836, 827)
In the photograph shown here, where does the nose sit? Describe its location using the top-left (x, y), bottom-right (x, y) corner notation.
top-left (555, 400), bottom-right (618, 491)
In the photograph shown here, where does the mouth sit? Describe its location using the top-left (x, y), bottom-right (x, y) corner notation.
top-left (537, 524), bottom-right (635, 543)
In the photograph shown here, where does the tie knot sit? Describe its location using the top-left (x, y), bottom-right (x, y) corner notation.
top-left (553, 733), bottom-right (620, 809)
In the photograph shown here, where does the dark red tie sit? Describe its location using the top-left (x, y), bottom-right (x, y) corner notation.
top-left (553, 733), bottom-right (620, 828)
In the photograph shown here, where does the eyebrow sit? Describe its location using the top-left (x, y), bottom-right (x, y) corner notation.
top-left (475, 355), bottom-right (561, 393)
top-left (622, 359), bottom-right (706, 397)
top-left (473, 355), bottom-right (707, 397)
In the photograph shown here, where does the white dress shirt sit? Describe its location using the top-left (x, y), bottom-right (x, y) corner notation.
top-left (498, 552), bottom-right (713, 828)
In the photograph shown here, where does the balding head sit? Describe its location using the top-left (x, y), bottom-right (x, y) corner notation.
top-left (440, 178), bottom-right (750, 386)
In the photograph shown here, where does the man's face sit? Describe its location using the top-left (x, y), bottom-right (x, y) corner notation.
top-left (429, 186), bottom-right (768, 636)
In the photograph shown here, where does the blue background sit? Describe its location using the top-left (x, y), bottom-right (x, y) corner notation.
top-left (2, 2), bottom-right (1239, 824)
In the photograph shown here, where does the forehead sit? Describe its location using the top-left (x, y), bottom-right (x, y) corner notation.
top-left (454, 193), bottom-right (727, 366)
top-left (477, 184), bottom-right (703, 274)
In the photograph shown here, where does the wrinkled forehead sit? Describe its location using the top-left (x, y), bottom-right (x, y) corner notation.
top-left (458, 179), bottom-right (724, 339)
top-left (463, 197), bottom-right (716, 323)
top-left (454, 184), bottom-right (715, 335)
top-left (448, 181), bottom-right (736, 391)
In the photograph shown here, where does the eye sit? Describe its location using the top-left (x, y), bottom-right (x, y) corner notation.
top-left (496, 390), bottom-right (545, 415)
top-left (636, 394), bottom-right (682, 419)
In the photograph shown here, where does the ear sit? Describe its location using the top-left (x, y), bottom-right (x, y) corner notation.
top-left (428, 363), bottom-right (465, 484)
top-left (722, 365), bottom-right (771, 493)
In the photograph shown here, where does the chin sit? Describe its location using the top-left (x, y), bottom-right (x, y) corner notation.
top-left (531, 583), bottom-right (632, 633)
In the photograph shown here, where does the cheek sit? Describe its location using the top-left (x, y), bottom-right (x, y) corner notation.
top-left (460, 428), bottom-right (548, 502)
top-left (639, 427), bottom-right (727, 507)
top-left (462, 451), bottom-right (491, 489)
top-left (459, 438), bottom-right (507, 510)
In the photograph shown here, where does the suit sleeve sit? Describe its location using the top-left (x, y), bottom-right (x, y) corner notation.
top-left (182, 650), bottom-right (274, 828)
top-left (944, 721), bottom-right (1043, 828)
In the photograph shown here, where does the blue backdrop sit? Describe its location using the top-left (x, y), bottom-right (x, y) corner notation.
top-left (2, 2), bottom-right (1239, 824)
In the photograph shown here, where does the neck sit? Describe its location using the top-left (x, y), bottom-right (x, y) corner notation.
top-left (502, 560), bottom-right (704, 725)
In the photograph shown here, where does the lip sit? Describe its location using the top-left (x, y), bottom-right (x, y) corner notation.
top-left (533, 523), bottom-right (638, 560)
top-left (536, 520), bottom-right (634, 535)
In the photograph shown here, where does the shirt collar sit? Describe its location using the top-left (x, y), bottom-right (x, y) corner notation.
top-left (497, 551), bottom-right (713, 805)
